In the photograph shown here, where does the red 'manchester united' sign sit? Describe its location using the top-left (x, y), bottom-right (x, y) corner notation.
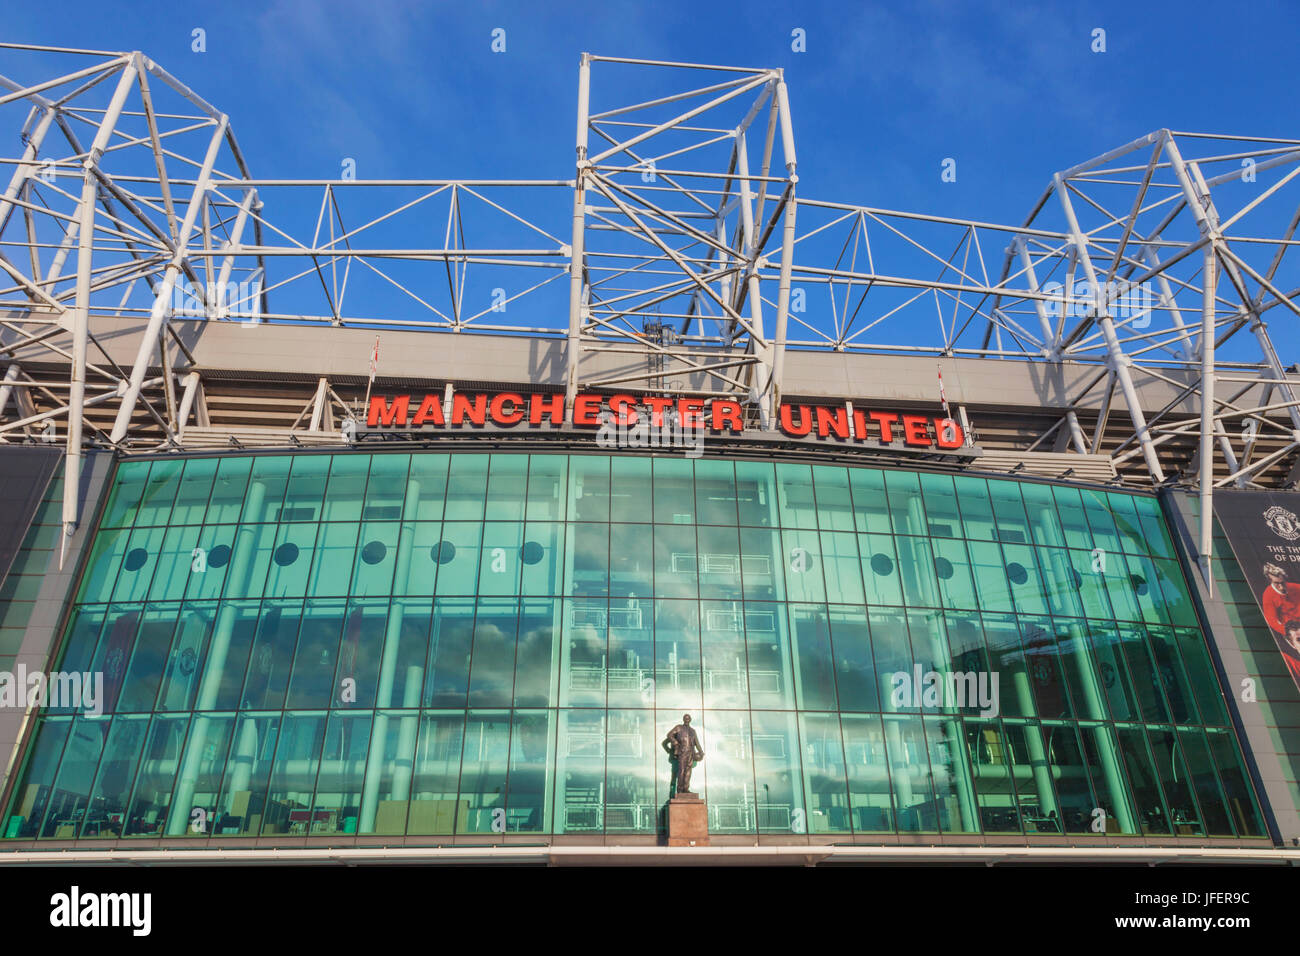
top-left (366, 391), bottom-right (967, 450)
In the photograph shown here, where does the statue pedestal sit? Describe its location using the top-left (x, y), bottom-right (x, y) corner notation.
top-left (666, 794), bottom-right (710, 846)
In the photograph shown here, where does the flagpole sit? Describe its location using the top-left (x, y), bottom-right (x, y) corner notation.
top-left (363, 335), bottom-right (379, 417)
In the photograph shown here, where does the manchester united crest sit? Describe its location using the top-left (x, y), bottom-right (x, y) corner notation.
top-left (1265, 505), bottom-right (1300, 541)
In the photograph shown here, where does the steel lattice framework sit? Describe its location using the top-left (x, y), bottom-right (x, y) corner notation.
top-left (1, 45), bottom-right (1299, 582)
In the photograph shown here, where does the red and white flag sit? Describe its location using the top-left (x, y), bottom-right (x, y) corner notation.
top-left (937, 364), bottom-right (951, 418)
top-left (368, 336), bottom-right (380, 385)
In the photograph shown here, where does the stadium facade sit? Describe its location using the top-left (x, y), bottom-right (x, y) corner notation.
top-left (0, 47), bottom-right (1298, 864)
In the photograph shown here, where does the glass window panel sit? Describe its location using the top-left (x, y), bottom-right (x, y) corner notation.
top-left (406, 454), bottom-right (450, 521)
top-left (609, 456), bottom-right (651, 524)
top-left (601, 708), bottom-right (656, 832)
top-left (306, 522), bottom-right (359, 597)
top-left (954, 476), bottom-right (997, 541)
top-left (819, 531), bottom-right (863, 605)
top-left (90, 606), bottom-right (143, 714)
top-left (1078, 723), bottom-right (1140, 834)
top-left (1123, 552), bottom-right (1169, 625)
top-left (943, 610), bottom-right (991, 686)
top-left (1080, 489), bottom-right (1122, 551)
top-left (458, 712), bottom-right (511, 834)
top-left (374, 598), bottom-right (431, 709)
top-left (76, 527), bottom-right (130, 604)
top-left (485, 455), bottom-right (528, 521)
top-left (101, 461), bottom-right (152, 529)
top-left (521, 522), bottom-right (564, 596)
top-left (1053, 620), bottom-right (1107, 721)
top-left (925, 716), bottom-right (980, 833)
top-left (36, 716), bottom-right (105, 837)
top-left (478, 521), bottom-right (523, 596)
top-left (566, 522), bottom-right (608, 598)
top-left (791, 604), bottom-right (837, 711)
top-left (740, 528), bottom-right (784, 602)
top-left (1001, 542), bottom-right (1049, 616)
top-left (171, 459), bottom-right (218, 526)
top-left (932, 537), bottom-right (977, 609)
top-left (187, 525), bottom-right (236, 602)
top-left (988, 480), bottom-right (1031, 544)
top-left (608, 598), bottom-right (654, 710)
top-left (392, 521), bottom-right (442, 596)
top-left (333, 601), bottom-right (386, 709)
top-left (1152, 558), bottom-right (1199, 627)
top-left (507, 711), bottom-right (555, 832)
top-left (556, 710), bottom-right (604, 833)
top-left (1206, 728), bottom-right (1266, 837)
top-left (1001, 722), bottom-right (1047, 833)
top-left (122, 714), bottom-right (190, 837)
top-left (310, 712), bottom-right (372, 835)
top-left (1039, 546), bottom-right (1085, 618)
top-left (751, 710), bottom-right (804, 834)
top-left (848, 468), bottom-right (891, 534)
top-left (156, 602), bottom-right (217, 712)
top-left (261, 711), bottom-right (327, 836)
top-left (841, 714), bottom-right (895, 832)
top-left (240, 456), bottom-right (292, 524)
top-left (694, 459), bottom-right (738, 526)
top-left (165, 712), bottom-right (233, 837)
top-left (78, 715), bottom-right (150, 838)
top-left (735, 461), bottom-right (778, 527)
top-left (696, 524), bottom-right (743, 602)
top-left (525, 455), bottom-right (567, 521)
top-left (884, 470), bottom-right (926, 536)
top-left (1175, 627), bottom-right (1228, 725)
top-left (1044, 723), bottom-right (1098, 834)
top-left (1071, 548), bottom-right (1115, 620)
top-left (701, 599), bottom-right (749, 709)
top-left (262, 523), bottom-right (318, 599)
top-left (285, 600), bottom-right (345, 709)
top-left (813, 466), bottom-right (854, 532)
top-left (883, 714), bottom-right (936, 832)
top-left (700, 710), bottom-right (755, 835)
top-left (116, 604), bottom-right (182, 713)
top-left (1086, 624), bottom-right (1140, 722)
top-left (655, 523), bottom-right (699, 600)
top-left (319, 455), bottom-right (370, 524)
top-left (608, 523), bottom-right (651, 599)
top-left (745, 601), bottom-right (795, 709)
top-left (963, 719), bottom-right (1021, 834)
top-left (1133, 495), bottom-right (1176, 559)
top-left (425, 598), bottom-right (474, 708)
top-left (350, 522), bottom-right (399, 597)
top-left (1177, 728), bottom-right (1234, 836)
top-left (1020, 482), bottom-right (1066, 549)
top-left (282, 456), bottom-right (329, 520)
top-left (205, 457), bottom-right (252, 525)
top-left (653, 458), bottom-right (696, 525)
top-left (1051, 485), bottom-right (1095, 550)
top-left (443, 454), bottom-right (489, 521)
top-left (859, 533), bottom-right (903, 606)
top-left (1117, 625), bottom-right (1171, 722)
top-left (467, 599), bottom-right (518, 708)
top-left (561, 598), bottom-right (606, 708)
top-left (654, 599), bottom-right (701, 714)
top-left (357, 709), bottom-right (420, 834)
top-left (799, 713), bottom-right (850, 833)
top-left (967, 541), bottom-right (1015, 612)
top-left (830, 606), bottom-right (878, 713)
top-left (1146, 626), bottom-right (1199, 724)
top-left (982, 612), bottom-right (1034, 718)
top-left (1018, 618), bottom-right (1073, 720)
top-left (133, 460), bottom-right (184, 528)
top-left (1108, 493), bottom-right (1149, 556)
top-left (212, 713), bottom-right (280, 838)
top-left (569, 455), bottom-right (610, 522)
top-left (775, 463), bottom-right (816, 529)
top-left (895, 536), bottom-right (940, 608)
top-left (1116, 727), bottom-right (1171, 835)
top-left (1146, 727), bottom-right (1203, 836)
top-left (515, 597), bottom-right (560, 708)
top-left (433, 522), bottom-right (483, 595)
top-left (919, 473), bottom-right (960, 538)
top-left (150, 525), bottom-right (202, 602)
top-left (871, 606), bottom-right (917, 713)
top-left (408, 712), bottom-right (466, 834)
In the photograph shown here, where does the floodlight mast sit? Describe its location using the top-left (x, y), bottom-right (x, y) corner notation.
top-left (0, 45), bottom-right (1299, 589)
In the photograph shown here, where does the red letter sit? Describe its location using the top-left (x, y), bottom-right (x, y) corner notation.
top-left (902, 415), bottom-right (932, 446)
top-left (411, 394), bottom-right (444, 426)
top-left (490, 393), bottom-right (524, 425)
top-left (678, 398), bottom-right (705, 429)
top-left (529, 393), bottom-right (564, 426)
top-left (815, 406), bottom-right (850, 439)
top-left (644, 396), bottom-right (674, 426)
top-left (451, 393), bottom-right (488, 425)
top-left (935, 417), bottom-right (964, 449)
top-left (711, 400), bottom-right (743, 433)
top-left (868, 411), bottom-right (899, 443)
top-left (574, 393), bottom-right (603, 427)
top-left (779, 404), bottom-right (812, 437)
top-left (609, 394), bottom-right (639, 426)
top-left (853, 409), bottom-right (868, 441)
top-left (368, 395), bottom-right (409, 427)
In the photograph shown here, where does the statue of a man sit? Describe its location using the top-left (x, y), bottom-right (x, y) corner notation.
top-left (663, 714), bottom-right (704, 795)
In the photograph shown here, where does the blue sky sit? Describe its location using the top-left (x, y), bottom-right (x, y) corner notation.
top-left (3, 0), bottom-right (1299, 359)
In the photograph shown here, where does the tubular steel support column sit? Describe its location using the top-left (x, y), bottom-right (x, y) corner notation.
top-left (1199, 242), bottom-right (1217, 595)
top-left (564, 54), bottom-right (591, 420)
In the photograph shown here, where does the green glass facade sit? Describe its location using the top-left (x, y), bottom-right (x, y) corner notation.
top-left (0, 451), bottom-right (1268, 843)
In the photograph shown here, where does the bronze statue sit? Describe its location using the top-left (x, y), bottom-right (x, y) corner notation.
top-left (663, 714), bottom-right (704, 795)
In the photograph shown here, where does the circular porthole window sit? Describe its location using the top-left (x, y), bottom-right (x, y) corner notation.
top-left (870, 553), bottom-right (894, 576)
top-left (273, 542), bottom-right (299, 567)
top-left (1006, 562), bottom-right (1029, 585)
top-left (361, 540), bottom-right (387, 565)
top-left (207, 544), bottom-right (231, 568)
top-left (521, 541), bottom-right (545, 565)
top-left (432, 541), bottom-right (456, 565)
top-left (1130, 573), bottom-right (1148, 595)
top-left (934, 557), bottom-right (954, 580)
top-left (123, 548), bottom-right (148, 572)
